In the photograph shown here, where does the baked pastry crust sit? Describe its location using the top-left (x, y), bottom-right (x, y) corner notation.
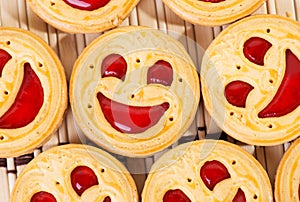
top-left (28, 0), bottom-right (140, 33)
top-left (11, 144), bottom-right (138, 201)
top-left (70, 26), bottom-right (200, 157)
top-left (142, 140), bottom-right (273, 201)
top-left (201, 15), bottom-right (300, 145)
top-left (0, 27), bottom-right (67, 158)
top-left (275, 138), bottom-right (300, 202)
top-left (162, 0), bottom-right (266, 26)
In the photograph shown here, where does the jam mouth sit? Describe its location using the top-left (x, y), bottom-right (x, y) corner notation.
top-left (97, 92), bottom-right (170, 134)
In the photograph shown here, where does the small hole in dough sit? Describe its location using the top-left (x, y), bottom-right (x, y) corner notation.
top-left (50, 2), bottom-right (55, 6)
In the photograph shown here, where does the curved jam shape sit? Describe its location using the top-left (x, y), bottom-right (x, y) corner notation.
top-left (103, 196), bottom-right (111, 202)
top-left (225, 81), bottom-right (254, 108)
top-left (163, 189), bottom-right (191, 202)
top-left (0, 49), bottom-right (12, 77)
top-left (232, 188), bottom-right (246, 202)
top-left (71, 165), bottom-right (99, 196)
top-left (200, 160), bottom-right (231, 191)
top-left (0, 63), bottom-right (44, 129)
top-left (147, 60), bottom-right (173, 86)
top-left (243, 37), bottom-right (272, 66)
top-left (259, 49), bottom-right (300, 118)
top-left (101, 54), bottom-right (127, 81)
top-left (97, 92), bottom-right (170, 133)
top-left (63, 0), bottom-right (110, 11)
top-left (30, 191), bottom-right (57, 202)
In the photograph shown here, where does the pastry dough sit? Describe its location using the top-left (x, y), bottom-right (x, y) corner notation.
top-left (142, 140), bottom-right (273, 201)
top-left (275, 138), bottom-right (300, 202)
top-left (201, 15), bottom-right (300, 145)
top-left (28, 0), bottom-right (140, 33)
top-left (70, 26), bottom-right (200, 157)
top-left (162, 0), bottom-right (265, 26)
top-left (0, 27), bottom-right (67, 158)
top-left (11, 144), bottom-right (138, 202)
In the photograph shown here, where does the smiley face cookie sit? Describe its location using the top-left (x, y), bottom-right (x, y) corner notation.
top-left (0, 27), bottom-right (67, 158)
top-left (28, 0), bottom-right (140, 33)
top-left (201, 15), bottom-right (300, 145)
top-left (70, 26), bottom-right (200, 157)
top-left (162, 0), bottom-right (265, 26)
top-left (11, 144), bottom-right (138, 202)
top-left (275, 138), bottom-right (300, 202)
top-left (142, 140), bottom-right (273, 201)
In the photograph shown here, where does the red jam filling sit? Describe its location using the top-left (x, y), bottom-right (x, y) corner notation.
top-left (71, 166), bottom-right (99, 196)
top-left (163, 189), bottom-right (191, 202)
top-left (63, 0), bottom-right (110, 11)
top-left (147, 60), bottom-right (173, 86)
top-left (0, 63), bottom-right (44, 129)
top-left (0, 49), bottom-right (12, 77)
top-left (298, 184), bottom-right (300, 200)
top-left (232, 188), bottom-right (246, 202)
top-left (243, 37), bottom-right (272, 66)
top-left (30, 191), bottom-right (57, 202)
top-left (258, 49), bottom-right (300, 118)
top-left (199, 0), bottom-right (225, 2)
top-left (103, 196), bottom-right (111, 202)
top-left (200, 160), bottom-right (231, 191)
top-left (101, 54), bottom-right (127, 81)
top-left (97, 92), bottom-right (170, 133)
top-left (225, 81), bottom-right (254, 108)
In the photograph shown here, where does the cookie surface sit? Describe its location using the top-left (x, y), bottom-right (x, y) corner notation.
top-left (162, 0), bottom-right (265, 26)
top-left (28, 0), bottom-right (140, 33)
top-left (11, 144), bottom-right (138, 202)
top-left (142, 140), bottom-right (273, 201)
top-left (0, 27), bottom-right (67, 158)
top-left (201, 15), bottom-right (300, 145)
top-left (70, 26), bottom-right (200, 157)
top-left (275, 138), bottom-right (300, 202)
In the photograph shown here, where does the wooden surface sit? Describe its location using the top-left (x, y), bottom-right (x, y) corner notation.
top-left (0, 0), bottom-right (297, 201)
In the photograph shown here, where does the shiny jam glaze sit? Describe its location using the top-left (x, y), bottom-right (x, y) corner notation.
top-left (0, 63), bottom-right (44, 129)
top-left (232, 188), bottom-right (246, 202)
top-left (225, 81), bottom-right (254, 108)
top-left (243, 37), bottom-right (272, 66)
top-left (163, 189), bottom-right (191, 202)
top-left (200, 160), bottom-right (231, 191)
top-left (30, 191), bottom-right (57, 202)
top-left (71, 165), bottom-right (99, 196)
top-left (259, 49), bottom-right (300, 118)
top-left (147, 60), bottom-right (173, 86)
top-left (63, 0), bottom-right (110, 11)
top-left (101, 54), bottom-right (127, 81)
top-left (97, 92), bottom-right (170, 133)
top-left (0, 49), bottom-right (12, 77)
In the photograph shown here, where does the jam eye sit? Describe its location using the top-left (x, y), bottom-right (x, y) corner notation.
top-left (147, 60), bottom-right (173, 86)
top-left (30, 191), bottom-right (57, 202)
top-left (101, 54), bottom-right (127, 81)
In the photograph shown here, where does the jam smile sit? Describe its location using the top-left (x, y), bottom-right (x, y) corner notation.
top-left (97, 92), bottom-right (170, 134)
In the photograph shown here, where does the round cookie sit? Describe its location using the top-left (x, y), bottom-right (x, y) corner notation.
top-left (201, 15), bottom-right (300, 145)
top-left (28, 0), bottom-right (140, 33)
top-left (142, 140), bottom-right (273, 202)
top-left (275, 138), bottom-right (300, 202)
top-left (70, 26), bottom-right (200, 157)
top-left (162, 0), bottom-right (265, 26)
top-left (0, 27), bottom-right (67, 158)
top-left (11, 144), bottom-right (138, 202)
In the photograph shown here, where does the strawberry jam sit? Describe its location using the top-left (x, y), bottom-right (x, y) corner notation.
top-left (63, 0), bottom-right (110, 11)
top-left (147, 60), bottom-right (173, 86)
top-left (101, 54), bottom-right (127, 81)
top-left (163, 189), bottom-right (191, 202)
top-left (225, 81), bottom-right (254, 108)
top-left (30, 191), bottom-right (57, 202)
top-left (200, 160), bottom-right (231, 191)
top-left (232, 188), bottom-right (246, 202)
top-left (0, 63), bottom-right (44, 129)
top-left (71, 166), bottom-right (99, 196)
top-left (0, 49), bottom-right (12, 77)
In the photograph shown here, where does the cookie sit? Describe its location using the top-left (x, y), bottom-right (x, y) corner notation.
top-left (142, 140), bottom-right (273, 201)
top-left (11, 144), bottom-right (138, 201)
top-left (28, 0), bottom-right (140, 33)
top-left (0, 27), bottom-right (67, 158)
top-left (201, 15), bottom-right (300, 145)
top-left (162, 0), bottom-right (265, 26)
top-left (70, 26), bottom-right (200, 157)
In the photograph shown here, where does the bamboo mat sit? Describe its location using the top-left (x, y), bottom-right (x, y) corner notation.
top-left (0, 0), bottom-right (298, 201)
